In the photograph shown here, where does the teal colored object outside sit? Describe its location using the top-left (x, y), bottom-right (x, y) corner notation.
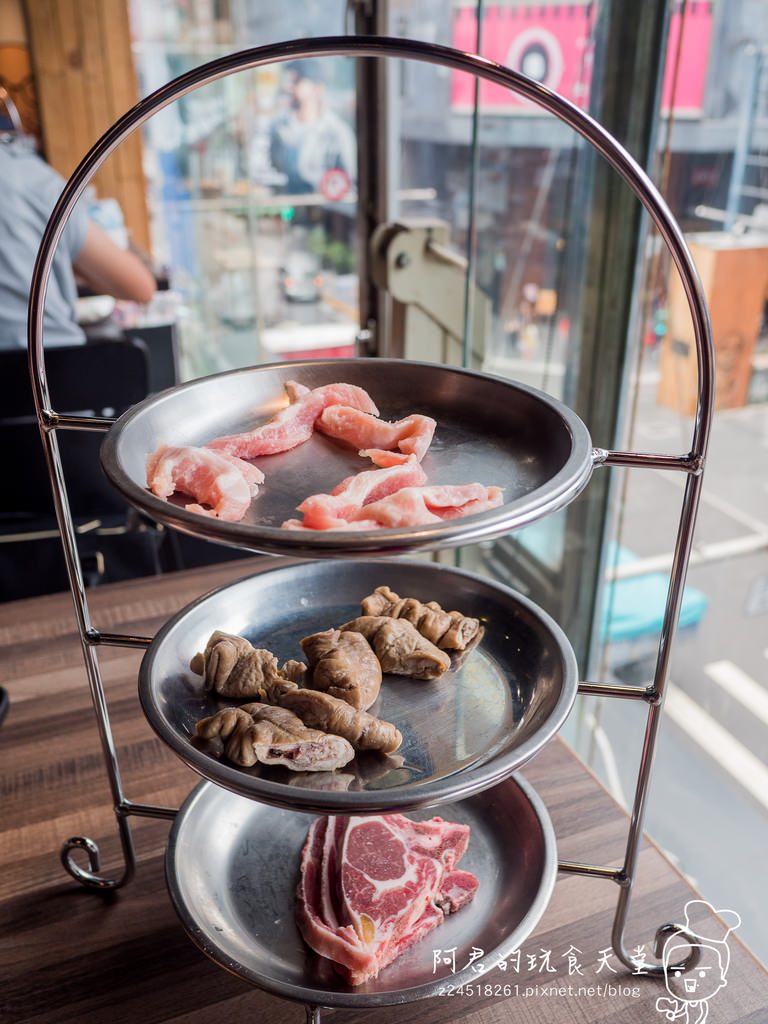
top-left (600, 543), bottom-right (709, 643)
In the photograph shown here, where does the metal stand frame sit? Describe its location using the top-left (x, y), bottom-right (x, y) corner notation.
top-left (27, 35), bottom-right (714, 1006)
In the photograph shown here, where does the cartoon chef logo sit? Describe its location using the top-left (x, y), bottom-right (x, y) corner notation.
top-left (656, 900), bottom-right (741, 1023)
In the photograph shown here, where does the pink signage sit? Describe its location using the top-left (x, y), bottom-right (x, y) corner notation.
top-left (451, 2), bottom-right (713, 115)
top-left (661, 5), bottom-right (714, 114)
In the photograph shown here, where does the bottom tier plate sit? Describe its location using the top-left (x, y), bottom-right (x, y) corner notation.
top-left (165, 776), bottom-right (557, 1008)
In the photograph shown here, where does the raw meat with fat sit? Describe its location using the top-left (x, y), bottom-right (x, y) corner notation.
top-left (316, 406), bottom-right (436, 465)
top-left (355, 484), bottom-right (504, 528)
top-left (206, 381), bottom-right (379, 459)
top-left (295, 813), bottom-right (479, 985)
top-left (145, 443), bottom-right (264, 522)
top-left (296, 817), bottom-right (378, 974)
top-left (284, 480), bottom-right (504, 531)
top-left (289, 457), bottom-right (428, 530)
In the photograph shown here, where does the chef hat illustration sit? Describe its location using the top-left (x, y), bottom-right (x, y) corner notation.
top-left (662, 899), bottom-right (741, 972)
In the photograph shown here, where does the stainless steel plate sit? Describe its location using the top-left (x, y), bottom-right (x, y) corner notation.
top-left (101, 358), bottom-right (593, 557)
top-left (165, 774), bottom-right (557, 1007)
top-left (139, 558), bottom-right (577, 814)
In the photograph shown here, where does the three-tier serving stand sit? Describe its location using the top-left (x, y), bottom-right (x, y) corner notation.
top-left (27, 38), bottom-right (714, 1023)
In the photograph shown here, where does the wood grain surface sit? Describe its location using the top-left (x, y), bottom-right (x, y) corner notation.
top-left (24, 0), bottom-right (152, 253)
top-left (1, 559), bottom-right (766, 1023)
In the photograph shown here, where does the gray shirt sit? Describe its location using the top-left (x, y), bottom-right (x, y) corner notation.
top-left (0, 134), bottom-right (90, 348)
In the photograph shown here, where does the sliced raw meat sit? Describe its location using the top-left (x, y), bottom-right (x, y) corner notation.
top-left (280, 517), bottom-right (374, 532)
top-left (425, 483), bottom-right (505, 519)
top-left (338, 816), bottom-right (442, 952)
top-left (284, 380), bottom-right (312, 402)
top-left (145, 443), bottom-right (263, 522)
top-left (357, 484), bottom-right (504, 527)
top-left (219, 453), bottom-right (264, 494)
top-left (350, 487), bottom-right (442, 528)
top-left (295, 813), bottom-right (478, 986)
top-left (287, 458), bottom-right (428, 530)
top-left (392, 814), bottom-right (470, 867)
top-left (344, 900), bottom-right (444, 986)
top-left (295, 817), bottom-right (380, 976)
top-left (343, 867), bottom-right (480, 986)
top-left (206, 381), bottom-right (378, 459)
top-left (435, 869), bottom-right (481, 914)
top-left (320, 815), bottom-right (347, 930)
top-left (285, 482), bottom-right (504, 532)
top-left (316, 406), bottom-right (436, 464)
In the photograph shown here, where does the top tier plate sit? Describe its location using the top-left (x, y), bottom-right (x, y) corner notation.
top-left (100, 358), bottom-right (594, 557)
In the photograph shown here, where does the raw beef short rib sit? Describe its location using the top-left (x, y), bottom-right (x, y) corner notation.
top-left (295, 813), bottom-right (479, 985)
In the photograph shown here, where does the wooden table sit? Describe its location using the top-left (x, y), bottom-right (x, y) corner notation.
top-left (1, 560), bottom-right (766, 1023)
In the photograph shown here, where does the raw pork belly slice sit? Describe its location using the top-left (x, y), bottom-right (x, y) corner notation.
top-left (306, 483), bottom-right (505, 531)
top-left (284, 380), bottom-right (312, 402)
top-left (145, 443), bottom-right (264, 521)
top-left (287, 457), bottom-right (428, 530)
top-left (424, 483), bottom-right (505, 520)
top-left (295, 813), bottom-right (479, 986)
top-left (360, 483), bottom-right (504, 527)
top-left (316, 406), bottom-right (437, 465)
top-left (280, 517), bottom-right (373, 532)
top-left (349, 487), bottom-right (442, 528)
top-left (206, 382), bottom-right (378, 459)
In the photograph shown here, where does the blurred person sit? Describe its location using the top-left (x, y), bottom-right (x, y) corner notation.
top-left (268, 61), bottom-right (356, 196)
top-left (0, 131), bottom-right (157, 349)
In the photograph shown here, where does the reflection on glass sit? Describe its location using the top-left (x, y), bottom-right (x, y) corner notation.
top-left (129, 0), bottom-right (358, 379)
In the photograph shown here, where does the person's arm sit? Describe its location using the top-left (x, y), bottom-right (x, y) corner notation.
top-left (72, 220), bottom-right (157, 303)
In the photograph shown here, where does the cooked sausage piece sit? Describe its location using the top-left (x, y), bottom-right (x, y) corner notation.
top-left (195, 702), bottom-right (355, 771)
top-left (338, 615), bottom-right (451, 680)
top-left (190, 630), bottom-right (305, 698)
top-left (300, 628), bottom-right (382, 710)
top-left (360, 586), bottom-right (482, 651)
top-left (277, 687), bottom-right (402, 754)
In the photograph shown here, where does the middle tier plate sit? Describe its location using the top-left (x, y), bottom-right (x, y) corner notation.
top-left (139, 558), bottom-right (578, 814)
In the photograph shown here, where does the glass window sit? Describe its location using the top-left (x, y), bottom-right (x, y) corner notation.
top-left (129, 0), bottom-right (359, 379)
top-left (126, 0), bottom-right (768, 966)
top-left (592, 1), bottom-right (768, 964)
top-left (388, 0), bottom-right (768, 966)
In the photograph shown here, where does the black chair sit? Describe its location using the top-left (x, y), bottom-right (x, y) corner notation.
top-left (0, 339), bottom-right (170, 601)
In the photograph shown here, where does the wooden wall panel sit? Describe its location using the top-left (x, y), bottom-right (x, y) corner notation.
top-left (23, 0), bottom-right (151, 253)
